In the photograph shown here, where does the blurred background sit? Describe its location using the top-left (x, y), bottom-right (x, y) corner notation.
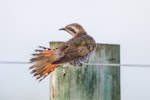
top-left (0, 0), bottom-right (150, 100)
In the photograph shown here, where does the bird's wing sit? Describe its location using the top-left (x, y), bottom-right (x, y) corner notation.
top-left (52, 35), bottom-right (96, 64)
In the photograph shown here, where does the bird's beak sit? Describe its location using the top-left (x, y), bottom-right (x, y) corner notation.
top-left (59, 28), bottom-right (65, 31)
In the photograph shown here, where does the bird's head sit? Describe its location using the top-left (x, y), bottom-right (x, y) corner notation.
top-left (59, 23), bottom-right (86, 37)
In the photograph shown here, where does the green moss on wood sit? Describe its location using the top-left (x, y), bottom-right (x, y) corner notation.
top-left (50, 42), bottom-right (120, 100)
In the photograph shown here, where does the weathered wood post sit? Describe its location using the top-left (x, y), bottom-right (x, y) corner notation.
top-left (50, 42), bottom-right (120, 100)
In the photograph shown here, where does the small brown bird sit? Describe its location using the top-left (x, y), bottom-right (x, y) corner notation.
top-left (29, 23), bottom-right (96, 81)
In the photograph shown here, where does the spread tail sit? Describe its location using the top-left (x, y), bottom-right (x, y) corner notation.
top-left (29, 46), bottom-right (59, 82)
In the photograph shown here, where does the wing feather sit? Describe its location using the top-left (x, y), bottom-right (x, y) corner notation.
top-left (52, 34), bottom-right (96, 65)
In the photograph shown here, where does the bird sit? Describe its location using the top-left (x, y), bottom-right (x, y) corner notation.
top-left (29, 23), bottom-right (96, 82)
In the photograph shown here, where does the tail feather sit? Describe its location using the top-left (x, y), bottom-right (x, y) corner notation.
top-left (30, 61), bottom-right (43, 69)
top-left (29, 46), bottom-right (59, 82)
top-left (32, 64), bottom-right (58, 82)
top-left (30, 49), bottom-right (55, 62)
top-left (30, 46), bottom-right (55, 61)
top-left (43, 64), bottom-right (58, 73)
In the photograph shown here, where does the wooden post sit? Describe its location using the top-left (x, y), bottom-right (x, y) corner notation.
top-left (50, 42), bottom-right (120, 100)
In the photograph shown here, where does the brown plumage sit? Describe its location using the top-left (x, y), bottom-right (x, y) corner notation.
top-left (29, 23), bottom-right (96, 82)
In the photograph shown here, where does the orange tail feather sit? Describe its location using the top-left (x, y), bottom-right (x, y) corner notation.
top-left (30, 47), bottom-right (59, 82)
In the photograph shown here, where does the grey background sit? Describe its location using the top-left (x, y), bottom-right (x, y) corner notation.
top-left (0, 0), bottom-right (150, 100)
